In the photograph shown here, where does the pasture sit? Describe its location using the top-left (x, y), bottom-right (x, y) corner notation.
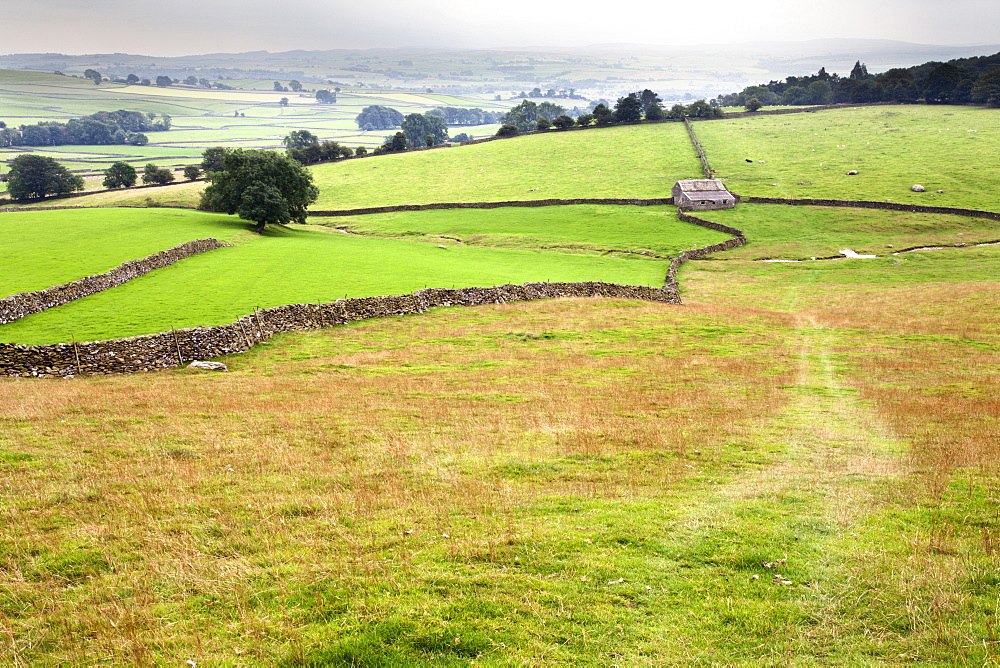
top-left (2, 98), bottom-right (1000, 664)
top-left (695, 105), bottom-right (1000, 210)
top-left (0, 69), bottom-right (509, 191)
top-left (3, 243), bottom-right (999, 663)
top-left (0, 204), bottom-right (729, 344)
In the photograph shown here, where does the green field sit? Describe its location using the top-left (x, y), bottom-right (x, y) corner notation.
top-left (3, 94), bottom-right (1000, 664)
top-left (317, 204), bottom-right (715, 255)
top-left (696, 203), bottom-right (1000, 259)
top-left (0, 209), bottom-right (249, 297)
top-left (695, 105), bottom-right (1000, 210)
top-left (0, 203), bottom-right (733, 344)
top-left (0, 69), bottom-right (509, 189)
top-left (13, 121), bottom-right (702, 210)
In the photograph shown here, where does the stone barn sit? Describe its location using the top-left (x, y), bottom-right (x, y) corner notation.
top-left (672, 179), bottom-right (736, 211)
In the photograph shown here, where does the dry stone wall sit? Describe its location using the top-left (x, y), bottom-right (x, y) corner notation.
top-left (0, 282), bottom-right (679, 377)
top-left (667, 212), bottom-right (747, 284)
top-left (742, 196), bottom-right (1000, 221)
top-left (309, 198), bottom-right (674, 217)
top-left (0, 238), bottom-right (231, 325)
top-left (683, 118), bottom-right (713, 179)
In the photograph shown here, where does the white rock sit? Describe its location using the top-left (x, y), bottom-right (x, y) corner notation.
top-left (187, 360), bottom-right (228, 371)
top-left (912, 185), bottom-right (925, 192)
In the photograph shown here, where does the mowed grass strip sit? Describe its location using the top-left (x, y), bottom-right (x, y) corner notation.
top-left (0, 209), bottom-right (249, 297)
top-left (0, 221), bottom-right (672, 344)
top-left (697, 203), bottom-right (1000, 259)
top-left (695, 105), bottom-right (1000, 210)
top-left (318, 204), bottom-right (731, 256)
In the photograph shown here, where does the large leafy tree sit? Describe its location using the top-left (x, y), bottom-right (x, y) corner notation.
top-left (199, 149), bottom-right (319, 233)
top-left (633, 89), bottom-right (662, 116)
top-left (355, 105), bottom-right (404, 131)
top-left (400, 113), bottom-right (448, 147)
top-left (971, 68), bottom-right (1000, 107)
top-left (282, 129), bottom-right (319, 150)
top-left (7, 154), bottom-right (84, 200)
top-left (501, 100), bottom-right (540, 132)
top-left (613, 94), bottom-right (643, 122)
top-left (103, 161), bottom-right (137, 188)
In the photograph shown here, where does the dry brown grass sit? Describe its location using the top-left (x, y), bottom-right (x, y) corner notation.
top-left (0, 297), bottom-right (794, 663)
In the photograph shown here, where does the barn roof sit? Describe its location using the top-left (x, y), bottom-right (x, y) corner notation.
top-left (675, 179), bottom-right (731, 193)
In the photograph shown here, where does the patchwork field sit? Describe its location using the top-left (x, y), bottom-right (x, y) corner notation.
top-left (0, 204), bottom-right (731, 344)
top-left (0, 69), bottom-right (509, 191)
top-left (2, 97), bottom-right (1000, 664)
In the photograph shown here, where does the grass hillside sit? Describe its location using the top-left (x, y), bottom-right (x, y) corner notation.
top-left (697, 204), bottom-right (1000, 259)
top-left (0, 69), bottom-right (508, 181)
top-left (0, 209), bottom-right (248, 297)
top-left (2, 98), bottom-right (1000, 664)
top-left (13, 121), bottom-right (702, 210)
top-left (3, 242), bottom-right (999, 663)
top-left (315, 204), bottom-right (710, 256)
top-left (695, 105), bottom-right (1000, 210)
top-left (0, 204), bottom-right (735, 344)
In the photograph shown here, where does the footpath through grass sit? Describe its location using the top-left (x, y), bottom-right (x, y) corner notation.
top-left (4, 241), bottom-right (1000, 662)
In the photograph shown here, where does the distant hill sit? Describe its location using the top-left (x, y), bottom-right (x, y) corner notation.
top-left (3, 40), bottom-right (998, 102)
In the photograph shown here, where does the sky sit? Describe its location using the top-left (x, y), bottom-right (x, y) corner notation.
top-left (1, 0), bottom-right (998, 56)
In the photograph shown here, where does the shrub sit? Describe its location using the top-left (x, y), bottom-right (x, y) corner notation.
top-left (142, 163), bottom-right (175, 185)
top-left (552, 115), bottom-right (575, 129)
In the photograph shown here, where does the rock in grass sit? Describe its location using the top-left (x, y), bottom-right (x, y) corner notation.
top-left (912, 184), bottom-right (926, 192)
top-left (847, 170), bottom-right (858, 175)
top-left (187, 360), bottom-right (227, 371)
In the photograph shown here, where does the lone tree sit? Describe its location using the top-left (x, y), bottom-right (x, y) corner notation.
top-left (7, 155), bottom-right (84, 200)
top-left (182, 165), bottom-right (202, 181)
top-left (745, 97), bottom-right (764, 112)
top-left (103, 161), bottom-right (138, 188)
top-left (83, 69), bottom-right (102, 85)
top-left (199, 149), bottom-right (319, 233)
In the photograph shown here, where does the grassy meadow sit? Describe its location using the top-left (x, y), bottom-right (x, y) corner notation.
top-left (696, 203), bottom-right (1000, 259)
top-left (0, 69), bottom-right (509, 193)
top-left (3, 97), bottom-right (1000, 664)
top-left (695, 105), bottom-right (1000, 210)
top-left (0, 209), bottom-right (249, 297)
top-left (0, 203), bottom-right (731, 344)
top-left (3, 244), bottom-right (1000, 663)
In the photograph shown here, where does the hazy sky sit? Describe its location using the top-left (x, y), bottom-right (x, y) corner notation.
top-left (2, 0), bottom-right (998, 55)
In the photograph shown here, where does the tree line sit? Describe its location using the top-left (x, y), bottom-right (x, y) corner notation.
top-left (0, 110), bottom-right (171, 148)
top-left (718, 51), bottom-right (1000, 108)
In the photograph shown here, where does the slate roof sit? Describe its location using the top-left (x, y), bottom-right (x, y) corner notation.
top-left (675, 179), bottom-right (730, 193)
